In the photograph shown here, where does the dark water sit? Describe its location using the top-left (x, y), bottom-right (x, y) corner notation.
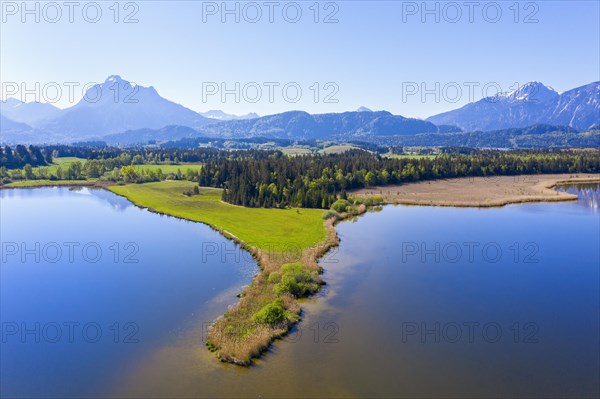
top-left (1, 186), bottom-right (599, 398)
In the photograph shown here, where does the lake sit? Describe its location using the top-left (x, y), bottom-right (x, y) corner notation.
top-left (1, 185), bottom-right (598, 398)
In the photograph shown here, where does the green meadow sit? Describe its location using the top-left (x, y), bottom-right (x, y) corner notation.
top-left (28, 157), bottom-right (88, 175)
top-left (131, 163), bottom-right (203, 174)
top-left (108, 181), bottom-right (326, 251)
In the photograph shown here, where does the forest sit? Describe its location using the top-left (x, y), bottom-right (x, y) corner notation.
top-left (198, 149), bottom-right (600, 208)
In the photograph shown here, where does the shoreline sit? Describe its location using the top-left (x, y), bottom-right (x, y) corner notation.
top-left (0, 180), bottom-right (101, 189)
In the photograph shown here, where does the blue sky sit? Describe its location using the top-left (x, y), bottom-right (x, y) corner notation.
top-left (1, 0), bottom-right (599, 118)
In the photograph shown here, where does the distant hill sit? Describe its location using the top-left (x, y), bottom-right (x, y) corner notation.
top-left (365, 124), bottom-right (599, 148)
top-left (1, 114), bottom-right (33, 134)
top-left (199, 110), bottom-right (260, 121)
top-left (0, 98), bottom-right (61, 127)
top-left (0, 115), bottom-right (38, 144)
top-left (103, 125), bottom-right (201, 145)
top-left (427, 81), bottom-right (600, 132)
top-left (198, 110), bottom-right (457, 139)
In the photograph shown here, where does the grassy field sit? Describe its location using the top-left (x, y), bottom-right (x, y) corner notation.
top-left (281, 147), bottom-right (314, 156)
top-left (108, 181), bottom-right (325, 252)
top-left (319, 145), bottom-right (362, 154)
top-left (27, 157), bottom-right (88, 175)
top-left (382, 153), bottom-right (437, 159)
top-left (131, 164), bottom-right (202, 174)
top-left (53, 156), bottom-right (87, 165)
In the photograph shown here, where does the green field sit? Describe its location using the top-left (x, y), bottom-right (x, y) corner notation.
top-left (131, 164), bottom-right (203, 174)
top-left (382, 153), bottom-right (437, 159)
top-left (27, 157), bottom-right (87, 175)
top-left (53, 157), bottom-right (87, 165)
top-left (281, 147), bottom-right (314, 156)
top-left (319, 145), bottom-right (362, 154)
top-left (108, 181), bottom-right (326, 251)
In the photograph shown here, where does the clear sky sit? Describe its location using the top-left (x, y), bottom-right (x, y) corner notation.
top-left (1, 0), bottom-right (599, 118)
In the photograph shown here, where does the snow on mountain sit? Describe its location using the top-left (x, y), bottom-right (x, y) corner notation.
top-left (427, 81), bottom-right (598, 131)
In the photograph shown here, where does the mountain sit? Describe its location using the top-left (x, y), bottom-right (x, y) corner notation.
top-left (103, 125), bottom-right (201, 145)
top-left (427, 81), bottom-right (599, 131)
top-left (37, 75), bottom-right (213, 140)
top-left (1, 114), bottom-right (33, 134)
top-left (199, 110), bottom-right (260, 121)
top-left (356, 106), bottom-right (373, 112)
top-left (0, 115), bottom-right (37, 144)
top-left (199, 110), bottom-right (455, 139)
top-left (0, 98), bottom-right (61, 127)
top-left (543, 82), bottom-right (600, 129)
top-left (365, 124), bottom-right (598, 149)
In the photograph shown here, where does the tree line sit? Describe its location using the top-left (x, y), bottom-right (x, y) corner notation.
top-left (1, 145), bottom-right (51, 169)
top-left (0, 145), bottom-right (279, 185)
top-left (198, 149), bottom-right (600, 209)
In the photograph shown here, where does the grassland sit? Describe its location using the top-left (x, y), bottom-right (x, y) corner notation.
top-left (351, 173), bottom-right (600, 207)
top-left (281, 147), bottom-right (314, 156)
top-left (382, 153), bottom-right (437, 159)
top-left (109, 181), bottom-right (325, 251)
top-left (131, 163), bottom-right (203, 174)
top-left (319, 145), bottom-right (362, 154)
top-left (26, 156), bottom-right (88, 175)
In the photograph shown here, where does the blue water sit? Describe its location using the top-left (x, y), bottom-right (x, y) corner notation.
top-left (1, 186), bottom-right (598, 398)
top-left (0, 187), bottom-right (257, 398)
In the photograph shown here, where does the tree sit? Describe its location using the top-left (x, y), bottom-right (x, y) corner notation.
top-left (121, 165), bottom-right (139, 182)
top-left (23, 164), bottom-right (34, 180)
top-left (365, 171), bottom-right (377, 186)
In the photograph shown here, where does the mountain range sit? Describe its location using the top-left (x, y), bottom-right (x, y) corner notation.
top-left (1, 76), bottom-right (598, 145)
top-left (427, 81), bottom-right (599, 132)
top-left (199, 110), bottom-right (260, 121)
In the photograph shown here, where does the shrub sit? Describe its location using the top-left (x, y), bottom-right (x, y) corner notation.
top-left (331, 199), bottom-right (351, 213)
top-left (362, 196), bottom-right (385, 206)
top-left (267, 271), bottom-right (282, 284)
top-left (252, 299), bottom-right (287, 325)
top-left (322, 210), bottom-right (339, 220)
top-left (274, 263), bottom-right (321, 297)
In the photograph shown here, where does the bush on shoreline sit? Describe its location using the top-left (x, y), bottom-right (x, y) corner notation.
top-left (271, 263), bottom-right (321, 297)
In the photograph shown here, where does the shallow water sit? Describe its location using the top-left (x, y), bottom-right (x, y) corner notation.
top-left (1, 185), bottom-right (599, 398)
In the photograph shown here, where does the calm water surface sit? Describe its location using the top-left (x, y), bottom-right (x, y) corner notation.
top-left (0, 187), bottom-right (257, 398)
top-left (1, 185), bottom-right (598, 398)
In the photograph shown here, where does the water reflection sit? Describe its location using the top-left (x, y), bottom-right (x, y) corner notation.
top-left (555, 183), bottom-right (599, 211)
top-left (87, 188), bottom-right (134, 211)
